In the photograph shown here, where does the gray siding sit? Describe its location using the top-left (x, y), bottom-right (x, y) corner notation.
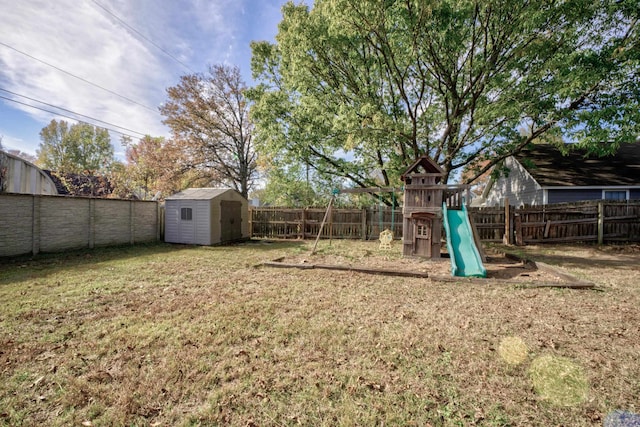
top-left (483, 157), bottom-right (543, 207)
top-left (164, 201), bottom-right (180, 243)
top-left (194, 200), bottom-right (212, 245)
top-left (164, 200), bottom-right (207, 244)
top-left (547, 189), bottom-right (603, 204)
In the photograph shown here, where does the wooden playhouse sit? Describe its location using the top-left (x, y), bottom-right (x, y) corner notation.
top-left (400, 156), bottom-right (446, 258)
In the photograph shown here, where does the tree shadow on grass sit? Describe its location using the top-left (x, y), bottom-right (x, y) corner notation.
top-left (0, 239), bottom-right (306, 285)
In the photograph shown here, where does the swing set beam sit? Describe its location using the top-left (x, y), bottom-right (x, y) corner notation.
top-left (337, 187), bottom-right (402, 194)
top-left (310, 187), bottom-right (401, 254)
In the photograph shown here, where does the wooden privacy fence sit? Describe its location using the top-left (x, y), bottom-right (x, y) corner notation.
top-left (250, 206), bottom-right (403, 240)
top-left (512, 200), bottom-right (640, 244)
top-left (250, 200), bottom-right (640, 244)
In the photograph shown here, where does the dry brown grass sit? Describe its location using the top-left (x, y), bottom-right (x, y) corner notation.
top-left (1, 240), bottom-right (639, 426)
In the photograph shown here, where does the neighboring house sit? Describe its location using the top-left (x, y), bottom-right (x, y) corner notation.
top-left (479, 142), bottom-right (640, 206)
top-left (0, 150), bottom-right (58, 195)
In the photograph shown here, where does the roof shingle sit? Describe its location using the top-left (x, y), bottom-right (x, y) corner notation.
top-left (515, 142), bottom-right (640, 187)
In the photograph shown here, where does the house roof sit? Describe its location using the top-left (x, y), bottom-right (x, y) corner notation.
top-left (42, 170), bottom-right (71, 195)
top-left (400, 155), bottom-right (444, 182)
top-left (515, 142), bottom-right (640, 187)
top-left (42, 170), bottom-right (116, 197)
top-left (165, 188), bottom-right (235, 200)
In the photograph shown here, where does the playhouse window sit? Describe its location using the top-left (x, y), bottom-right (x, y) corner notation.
top-left (181, 207), bottom-right (193, 221)
top-left (417, 224), bottom-right (429, 236)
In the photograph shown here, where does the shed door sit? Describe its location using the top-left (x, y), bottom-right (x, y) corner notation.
top-left (220, 200), bottom-right (242, 242)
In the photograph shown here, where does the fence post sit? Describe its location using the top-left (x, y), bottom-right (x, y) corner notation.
top-left (89, 198), bottom-right (95, 249)
top-left (130, 201), bottom-right (135, 245)
top-left (32, 195), bottom-right (41, 255)
top-left (301, 208), bottom-right (306, 239)
top-left (361, 208), bottom-right (367, 240)
top-left (514, 213), bottom-right (523, 246)
top-left (598, 201), bottom-right (604, 244)
top-left (503, 197), bottom-right (510, 244)
top-left (157, 202), bottom-right (162, 241)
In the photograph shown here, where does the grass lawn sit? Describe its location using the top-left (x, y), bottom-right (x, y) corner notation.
top-left (1, 240), bottom-right (639, 426)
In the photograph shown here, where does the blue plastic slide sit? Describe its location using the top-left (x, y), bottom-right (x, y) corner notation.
top-left (442, 203), bottom-right (487, 278)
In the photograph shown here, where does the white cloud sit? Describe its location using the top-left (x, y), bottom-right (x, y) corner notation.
top-left (0, 0), bottom-right (175, 141)
top-left (0, 0), bottom-right (288, 158)
top-left (0, 134), bottom-right (30, 153)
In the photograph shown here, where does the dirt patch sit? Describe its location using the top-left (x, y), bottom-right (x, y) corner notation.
top-left (273, 240), bottom-right (573, 284)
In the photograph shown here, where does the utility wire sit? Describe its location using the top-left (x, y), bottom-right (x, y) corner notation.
top-left (0, 95), bottom-right (148, 139)
top-left (89, 0), bottom-right (195, 74)
top-left (0, 88), bottom-right (148, 136)
top-left (0, 41), bottom-right (159, 112)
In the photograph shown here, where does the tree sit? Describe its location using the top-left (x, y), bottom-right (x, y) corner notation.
top-left (36, 120), bottom-right (114, 174)
top-left (160, 64), bottom-right (258, 199)
top-left (121, 135), bottom-right (203, 199)
top-left (250, 0), bottom-right (640, 188)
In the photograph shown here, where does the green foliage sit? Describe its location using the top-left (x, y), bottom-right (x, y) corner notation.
top-left (250, 0), bottom-right (640, 187)
top-left (36, 120), bottom-right (114, 174)
top-left (121, 135), bottom-right (187, 199)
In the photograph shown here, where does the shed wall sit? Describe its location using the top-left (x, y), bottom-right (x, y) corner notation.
top-left (164, 201), bottom-right (179, 243)
top-left (210, 191), bottom-right (249, 244)
top-left (164, 200), bottom-right (214, 245)
top-left (194, 200), bottom-right (213, 245)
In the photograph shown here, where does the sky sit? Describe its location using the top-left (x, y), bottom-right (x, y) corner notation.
top-left (0, 0), bottom-right (292, 160)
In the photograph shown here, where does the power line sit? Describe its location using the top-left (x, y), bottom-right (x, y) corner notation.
top-left (89, 0), bottom-right (195, 74)
top-left (0, 87), bottom-right (148, 136)
top-left (0, 41), bottom-right (159, 112)
top-left (0, 94), bottom-right (148, 140)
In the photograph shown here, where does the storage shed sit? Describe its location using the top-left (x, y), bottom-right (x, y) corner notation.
top-left (165, 188), bottom-right (249, 245)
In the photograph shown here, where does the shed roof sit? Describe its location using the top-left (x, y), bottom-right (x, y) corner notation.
top-left (165, 188), bottom-right (235, 200)
top-left (515, 142), bottom-right (640, 187)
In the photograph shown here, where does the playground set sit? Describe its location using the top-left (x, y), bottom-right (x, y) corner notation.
top-left (400, 155), bottom-right (486, 277)
top-left (308, 155), bottom-right (487, 278)
top-left (263, 155), bottom-right (596, 287)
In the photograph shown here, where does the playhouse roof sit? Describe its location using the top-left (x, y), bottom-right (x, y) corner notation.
top-left (400, 155), bottom-right (444, 182)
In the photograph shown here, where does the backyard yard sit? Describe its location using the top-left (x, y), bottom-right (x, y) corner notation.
top-left (1, 240), bottom-right (639, 426)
